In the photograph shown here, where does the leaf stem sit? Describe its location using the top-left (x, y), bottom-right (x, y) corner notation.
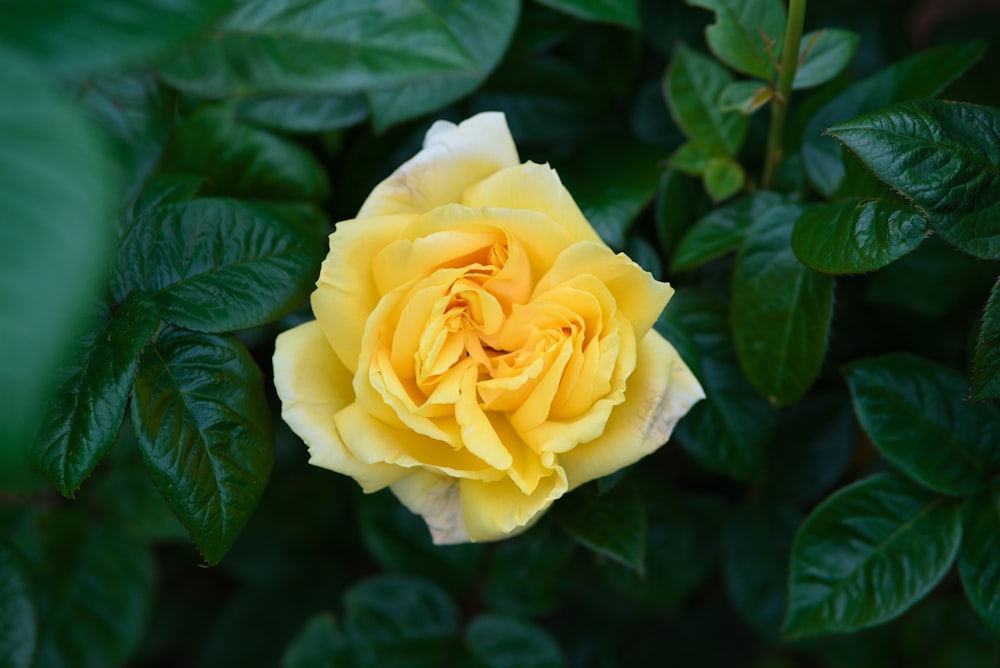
top-left (762, 0), bottom-right (807, 189)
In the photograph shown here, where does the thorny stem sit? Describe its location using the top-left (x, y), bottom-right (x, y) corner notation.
top-left (762, 0), bottom-right (807, 189)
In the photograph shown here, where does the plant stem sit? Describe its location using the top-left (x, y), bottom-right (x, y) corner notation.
top-left (762, 0), bottom-right (807, 189)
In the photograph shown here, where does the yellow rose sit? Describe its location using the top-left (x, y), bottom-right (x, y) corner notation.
top-left (272, 112), bottom-right (704, 543)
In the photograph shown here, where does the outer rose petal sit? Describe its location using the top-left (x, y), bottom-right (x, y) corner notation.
top-left (391, 471), bottom-right (468, 544)
top-left (358, 112), bottom-right (519, 218)
top-left (460, 467), bottom-right (568, 542)
top-left (273, 321), bottom-right (409, 492)
top-left (559, 330), bottom-right (705, 490)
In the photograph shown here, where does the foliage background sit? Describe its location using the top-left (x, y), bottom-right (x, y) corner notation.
top-left (4, 0), bottom-right (1000, 666)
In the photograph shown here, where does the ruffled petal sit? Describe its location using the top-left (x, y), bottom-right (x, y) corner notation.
top-left (460, 466), bottom-right (568, 542)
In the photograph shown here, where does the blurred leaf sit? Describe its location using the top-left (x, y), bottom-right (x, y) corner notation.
top-left (793, 29), bottom-right (860, 90)
top-left (159, 0), bottom-right (478, 98)
top-left (130, 174), bottom-right (208, 218)
top-left (555, 480), bottom-right (646, 575)
top-left (0, 0), bottom-right (230, 76)
top-left (686, 0), bottom-right (786, 81)
top-left (654, 168), bottom-right (706, 261)
top-left (900, 598), bottom-right (1000, 668)
top-left (556, 137), bottom-right (662, 250)
top-left (0, 47), bottom-right (115, 488)
top-left (669, 141), bottom-right (714, 175)
top-left (343, 575), bottom-right (459, 667)
top-left (959, 486), bottom-right (1000, 637)
top-left (658, 290), bottom-right (776, 480)
top-left (358, 489), bottom-right (483, 593)
top-left (732, 203), bottom-right (835, 406)
top-left (831, 99), bottom-right (1000, 260)
top-left (671, 190), bottom-right (784, 272)
top-left (791, 197), bottom-right (928, 274)
top-left (974, 277), bottom-right (1000, 400)
top-left (236, 93), bottom-right (369, 134)
top-left (34, 292), bottom-right (159, 498)
top-left (844, 354), bottom-right (1000, 496)
top-left (0, 542), bottom-right (37, 668)
top-left (366, 0), bottom-right (520, 130)
top-left (785, 474), bottom-right (962, 637)
top-left (625, 236), bottom-right (663, 280)
top-left (112, 197), bottom-right (326, 333)
top-left (282, 614), bottom-right (348, 668)
top-left (132, 329), bottom-right (273, 564)
top-left (718, 80), bottom-right (773, 114)
top-left (724, 502), bottom-right (801, 638)
top-left (463, 614), bottom-right (566, 668)
top-left (536, 0), bottom-right (639, 28)
top-left (664, 44), bottom-right (748, 156)
top-left (702, 155), bottom-right (745, 202)
top-left (802, 41), bottom-right (985, 197)
top-left (162, 107), bottom-right (330, 203)
top-left (482, 524), bottom-right (577, 617)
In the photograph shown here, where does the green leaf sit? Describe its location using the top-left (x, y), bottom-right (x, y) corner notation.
top-left (534, 0), bottom-right (639, 29)
top-left (658, 290), bottom-right (776, 480)
top-left (0, 47), bottom-right (115, 487)
top-left (718, 80), bottom-right (773, 114)
top-left (802, 41), bottom-right (985, 197)
top-left (236, 93), bottom-right (369, 134)
top-left (554, 479), bottom-right (646, 575)
top-left (974, 277), bottom-right (1000, 400)
top-left (556, 137), bottom-right (663, 250)
top-left (482, 524), bottom-right (577, 618)
top-left (830, 99), bottom-right (1000, 260)
top-left (343, 575), bottom-right (459, 667)
top-left (366, 0), bottom-right (520, 131)
top-left (899, 598), bottom-right (1000, 668)
top-left (669, 141), bottom-right (714, 176)
top-left (671, 191), bottom-right (784, 272)
top-left (282, 614), bottom-right (348, 668)
top-left (0, 0), bottom-right (230, 76)
top-left (654, 168), bottom-right (706, 261)
top-left (732, 204), bottom-right (835, 406)
top-left (159, 0), bottom-right (477, 98)
top-left (686, 0), bottom-right (787, 81)
top-left (784, 474), bottom-right (963, 637)
top-left (130, 174), bottom-right (208, 219)
top-left (463, 614), bottom-right (566, 668)
top-left (34, 292), bottom-right (160, 498)
top-left (792, 29), bottom-right (860, 90)
top-left (162, 107), bottom-right (330, 203)
top-left (791, 197), bottom-right (928, 274)
top-left (702, 155), bottom-right (745, 202)
top-left (664, 44), bottom-right (749, 156)
top-left (132, 329), bottom-right (273, 564)
top-left (112, 198), bottom-right (326, 333)
top-left (0, 543), bottom-right (37, 668)
top-left (844, 354), bottom-right (1000, 496)
top-left (959, 486), bottom-right (1000, 636)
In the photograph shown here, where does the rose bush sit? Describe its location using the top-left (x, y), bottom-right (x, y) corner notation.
top-left (273, 112), bottom-right (704, 543)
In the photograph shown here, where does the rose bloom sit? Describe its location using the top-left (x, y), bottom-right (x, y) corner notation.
top-left (273, 112), bottom-right (704, 544)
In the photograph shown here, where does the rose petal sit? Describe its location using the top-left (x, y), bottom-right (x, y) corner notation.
top-left (391, 471), bottom-right (468, 544)
top-left (460, 466), bottom-right (568, 542)
top-left (358, 112), bottom-right (519, 218)
top-left (273, 321), bottom-right (408, 492)
top-left (558, 330), bottom-right (705, 489)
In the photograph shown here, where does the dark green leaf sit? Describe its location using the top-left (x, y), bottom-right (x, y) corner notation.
top-left (658, 290), bottom-right (776, 480)
top-left (162, 107), bottom-right (330, 203)
top-left (732, 203), bottom-right (835, 406)
top-left (0, 0), bottom-right (230, 76)
top-left (535, 0), bottom-right (639, 28)
top-left (132, 329), bottom-right (273, 564)
top-left (702, 155), bottom-right (745, 201)
top-left (236, 93), bottom-right (369, 134)
top-left (830, 99), bottom-right (1000, 260)
top-left (555, 480), bottom-right (646, 575)
top-left (464, 614), bottom-right (565, 668)
top-left (130, 174), bottom-right (209, 219)
top-left (281, 614), bottom-right (348, 668)
top-left (724, 503), bottom-right (801, 638)
top-left (343, 576), bottom-right (459, 667)
top-left (112, 197), bottom-right (326, 333)
top-left (671, 190), bottom-right (784, 271)
top-left (785, 474), bottom-right (963, 637)
top-left (159, 0), bottom-right (478, 98)
top-left (802, 41), bottom-right (985, 197)
top-left (625, 236), bottom-right (663, 280)
top-left (654, 168), bottom-right (706, 261)
top-left (899, 598), bottom-right (1000, 668)
top-left (664, 44), bottom-right (748, 156)
top-left (974, 277), bottom-right (1000, 400)
top-left (959, 486), bottom-right (1000, 636)
top-left (793, 29), bottom-right (860, 90)
top-left (556, 138), bottom-right (662, 250)
top-left (686, 0), bottom-right (787, 81)
top-left (482, 524), bottom-right (577, 617)
top-left (845, 354), bottom-right (1000, 496)
top-left (0, 47), bottom-right (115, 486)
top-left (0, 542), bottom-right (37, 668)
top-left (34, 291), bottom-right (160, 498)
top-left (791, 197), bottom-right (928, 274)
top-left (366, 0), bottom-right (520, 131)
